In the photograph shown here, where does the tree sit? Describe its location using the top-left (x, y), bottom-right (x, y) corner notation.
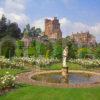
top-left (0, 15), bottom-right (21, 39)
top-left (15, 40), bottom-right (24, 57)
top-left (35, 41), bottom-right (47, 57)
top-left (30, 27), bottom-right (42, 37)
top-left (0, 15), bottom-right (7, 38)
top-left (23, 25), bottom-right (42, 37)
top-left (28, 46), bottom-right (35, 57)
top-left (52, 40), bottom-right (62, 59)
top-left (94, 46), bottom-right (100, 59)
top-left (1, 40), bottom-right (15, 58)
top-left (15, 48), bottom-right (23, 57)
top-left (16, 40), bottom-right (24, 49)
top-left (7, 22), bottom-right (21, 39)
top-left (77, 48), bottom-right (93, 58)
top-left (30, 27), bottom-right (36, 36)
top-left (64, 36), bottom-right (78, 59)
top-left (35, 28), bottom-right (42, 35)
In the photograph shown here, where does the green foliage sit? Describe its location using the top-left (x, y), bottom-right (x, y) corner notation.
top-left (45, 50), bottom-right (50, 59)
top-left (23, 25), bottom-right (42, 37)
top-left (94, 46), bottom-right (100, 59)
top-left (35, 41), bottom-right (47, 57)
top-left (64, 36), bottom-right (78, 59)
top-left (0, 15), bottom-right (7, 38)
top-left (35, 28), bottom-right (42, 35)
top-left (16, 40), bottom-right (24, 49)
top-left (0, 15), bottom-right (21, 39)
top-left (1, 41), bottom-right (15, 58)
top-left (15, 48), bottom-right (23, 57)
top-left (77, 48), bottom-right (93, 58)
top-left (7, 22), bottom-right (21, 39)
top-left (52, 40), bottom-right (62, 59)
top-left (48, 62), bottom-right (82, 70)
top-left (68, 44), bottom-right (77, 58)
top-left (28, 47), bottom-right (35, 57)
top-left (15, 40), bottom-right (24, 57)
top-left (0, 72), bottom-right (16, 89)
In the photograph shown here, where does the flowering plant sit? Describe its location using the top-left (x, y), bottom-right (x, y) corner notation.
top-left (0, 72), bottom-right (16, 90)
top-left (0, 56), bottom-right (59, 69)
top-left (69, 59), bottom-right (100, 68)
top-left (13, 56), bottom-right (59, 67)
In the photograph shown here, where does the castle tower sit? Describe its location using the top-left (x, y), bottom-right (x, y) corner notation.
top-left (44, 17), bottom-right (62, 39)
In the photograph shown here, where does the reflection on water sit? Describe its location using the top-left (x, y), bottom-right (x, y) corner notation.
top-left (32, 72), bottom-right (100, 85)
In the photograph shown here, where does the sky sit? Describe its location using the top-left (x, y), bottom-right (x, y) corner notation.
top-left (0, 0), bottom-right (100, 42)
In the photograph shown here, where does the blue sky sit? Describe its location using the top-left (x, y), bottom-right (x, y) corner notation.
top-left (0, 0), bottom-right (100, 42)
top-left (26, 0), bottom-right (100, 24)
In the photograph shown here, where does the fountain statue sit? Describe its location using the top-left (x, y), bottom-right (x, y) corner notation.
top-left (63, 47), bottom-right (68, 68)
top-left (62, 46), bottom-right (69, 82)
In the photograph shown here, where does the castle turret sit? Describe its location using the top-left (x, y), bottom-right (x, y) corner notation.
top-left (44, 17), bottom-right (62, 39)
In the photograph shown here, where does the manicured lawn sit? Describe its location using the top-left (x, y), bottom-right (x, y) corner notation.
top-left (0, 85), bottom-right (100, 100)
top-left (48, 62), bottom-right (83, 70)
top-left (0, 68), bottom-right (29, 77)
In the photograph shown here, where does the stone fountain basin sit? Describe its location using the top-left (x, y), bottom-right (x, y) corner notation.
top-left (32, 70), bottom-right (100, 86)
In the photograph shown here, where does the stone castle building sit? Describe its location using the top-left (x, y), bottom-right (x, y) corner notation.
top-left (71, 31), bottom-right (96, 46)
top-left (44, 17), bottom-right (62, 39)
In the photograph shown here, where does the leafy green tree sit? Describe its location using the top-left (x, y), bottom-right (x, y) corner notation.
top-left (30, 27), bottom-right (36, 36)
top-left (28, 46), bottom-right (35, 57)
top-left (35, 41), bottom-right (47, 56)
top-left (15, 40), bottom-right (24, 57)
top-left (0, 15), bottom-right (7, 38)
top-left (94, 47), bottom-right (100, 59)
top-left (7, 22), bottom-right (21, 39)
top-left (0, 15), bottom-right (21, 39)
top-left (15, 48), bottom-right (23, 57)
top-left (52, 40), bottom-right (62, 59)
top-left (77, 48), bottom-right (93, 58)
top-left (35, 28), bottom-right (42, 35)
top-left (16, 40), bottom-right (24, 49)
top-left (64, 36), bottom-right (78, 59)
top-left (1, 40), bottom-right (15, 58)
top-left (30, 27), bottom-right (42, 37)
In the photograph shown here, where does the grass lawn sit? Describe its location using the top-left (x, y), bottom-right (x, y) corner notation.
top-left (0, 68), bottom-right (29, 77)
top-left (47, 62), bottom-right (83, 70)
top-left (0, 85), bottom-right (100, 100)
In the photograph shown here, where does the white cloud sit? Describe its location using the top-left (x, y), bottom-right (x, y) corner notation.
top-left (90, 23), bottom-right (100, 35)
top-left (0, 0), bottom-right (29, 29)
top-left (0, 8), bottom-right (5, 18)
top-left (7, 13), bottom-right (30, 29)
top-left (32, 18), bottom-right (45, 31)
top-left (60, 17), bottom-right (89, 36)
top-left (4, 0), bottom-right (25, 14)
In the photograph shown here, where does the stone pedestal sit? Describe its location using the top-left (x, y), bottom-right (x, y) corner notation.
top-left (62, 67), bottom-right (68, 77)
top-left (61, 67), bottom-right (69, 83)
top-left (62, 67), bottom-right (68, 84)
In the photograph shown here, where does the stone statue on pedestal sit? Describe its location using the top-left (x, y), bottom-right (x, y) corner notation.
top-left (62, 46), bottom-right (69, 83)
top-left (63, 46), bottom-right (68, 68)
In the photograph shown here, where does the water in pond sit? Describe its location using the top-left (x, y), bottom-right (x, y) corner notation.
top-left (32, 72), bottom-right (100, 85)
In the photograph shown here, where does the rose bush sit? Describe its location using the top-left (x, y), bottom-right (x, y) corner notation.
top-left (0, 56), bottom-right (24, 69)
top-left (0, 72), bottom-right (16, 90)
top-left (69, 59), bottom-right (100, 68)
top-left (0, 56), bottom-right (59, 68)
top-left (13, 56), bottom-right (59, 67)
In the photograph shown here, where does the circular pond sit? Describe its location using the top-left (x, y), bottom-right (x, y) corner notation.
top-left (32, 72), bottom-right (100, 85)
